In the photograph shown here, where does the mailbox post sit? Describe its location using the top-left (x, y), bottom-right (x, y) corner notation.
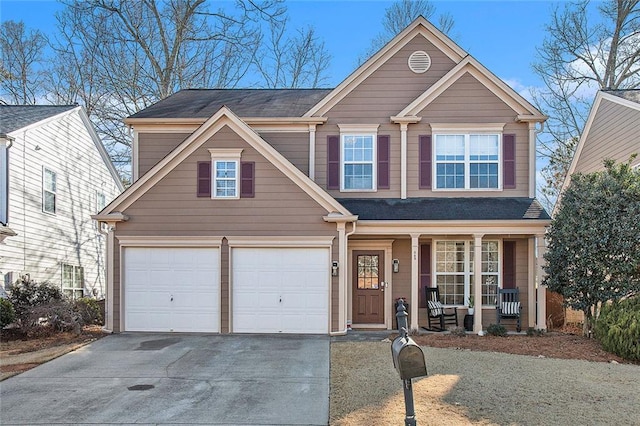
top-left (391, 300), bottom-right (427, 426)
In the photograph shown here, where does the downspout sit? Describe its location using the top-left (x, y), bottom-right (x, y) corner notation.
top-left (324, 213), bottom-right (358, 336)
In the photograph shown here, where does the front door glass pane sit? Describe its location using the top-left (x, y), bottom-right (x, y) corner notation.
top-left (357, 255), bottom-right (379, 289)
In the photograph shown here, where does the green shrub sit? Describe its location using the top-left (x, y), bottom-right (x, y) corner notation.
top-left (448, 326), bottom-right (467, 337)
top-left (74, 297), bottom-right (103, 325)
top-left (9, 277), bottom-right (64, 321)
top-left (0, 298), bottom-right (16, 328)
top-left (486, 323), bottom-right (508, 337)
top-left (595, 296), bottom-right (640, 361)
top-left (526, 327), bottom-right (545, 336)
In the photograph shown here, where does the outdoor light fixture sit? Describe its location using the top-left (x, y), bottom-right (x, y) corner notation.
top-left (331, 261), bottom-right (339, 276)
top-left (393, 258), bottom-right (400, 273)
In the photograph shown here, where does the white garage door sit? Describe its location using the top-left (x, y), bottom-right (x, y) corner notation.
top-left (124, 247), bottom-right (219, 332)
top-left (232, 247), bottom-right (330, 334)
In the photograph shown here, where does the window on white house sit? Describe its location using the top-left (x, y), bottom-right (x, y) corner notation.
top-left (435, 134), bottom-right (500, 189)
top-left (43, 167), bottom-right (57, 214)
top-left (435, 240), bottom-right (499, 306)
top-left (342, 134), bottom-right (375, 190)
top-left (62, 264), bottom-right (84, 299)
top-left (96, 192), bottom-right (106, 212)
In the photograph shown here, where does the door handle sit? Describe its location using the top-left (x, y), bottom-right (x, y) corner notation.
top-left (380, 282), bottom-right (385, 292)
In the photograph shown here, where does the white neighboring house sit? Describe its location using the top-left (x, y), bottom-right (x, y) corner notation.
top-left (0, 105), bottom-right (124, 299)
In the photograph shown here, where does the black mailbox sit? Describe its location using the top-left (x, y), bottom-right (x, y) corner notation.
top-left (391, 335), bottom-right (427, 380)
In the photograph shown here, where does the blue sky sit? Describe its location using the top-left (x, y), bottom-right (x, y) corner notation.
top-left (1, 0), bottom-right (562, 95)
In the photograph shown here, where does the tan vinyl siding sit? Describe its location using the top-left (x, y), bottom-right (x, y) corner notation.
top-left (391, 239), bottom-right (412, 303)
top-left (112, 125), bottom-right (338, 333)
top-left (574, 99), bottom-right (640, 175)
top-left (220, 239), bottom-right (229, 333)
top-left (331, 242), bottom-right (340, 332)
top-left (138, 133), bottom-right (190, 177)
top-left (326, 35), bottom-right (457, 122)
top-left (260, 132), bottom-right (309, 175)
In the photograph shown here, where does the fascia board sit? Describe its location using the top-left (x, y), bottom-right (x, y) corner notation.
top-left (303, 17), bottom-right (466, 118)
top-left (354, 219), bottom-right (550, 236)
top-left (103, 106), bottom-right (350, 216)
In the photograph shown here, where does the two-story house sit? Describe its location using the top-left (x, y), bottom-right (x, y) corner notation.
top-left (0, 105), bottom-right (124, 299)
top-left (94, 17), bottom-right (550, 334)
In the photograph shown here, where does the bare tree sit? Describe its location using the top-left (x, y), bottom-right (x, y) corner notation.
top-left (48, 0), bottom-right (288, 175)
top-left (253, 18), bottom-right (331, 88)
top-left (0, 21), bottom-right (47, 104)
top-left (533, 0), bottom-right (640, 206)
top-left (359, 0), bottom-right (454, 64)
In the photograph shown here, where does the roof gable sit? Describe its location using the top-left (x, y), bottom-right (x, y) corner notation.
top-left (303, 16), bottom-right (467, 117)
top-left (102, 106), bottom-right (350, 215)
top-left (396, 56), bottom-right (545, 120)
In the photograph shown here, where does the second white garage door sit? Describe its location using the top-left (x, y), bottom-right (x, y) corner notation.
top-left (232, 247), bottom-right (330, 334)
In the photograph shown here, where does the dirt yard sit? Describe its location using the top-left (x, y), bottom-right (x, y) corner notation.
top-left (0, 326), bottom-right (105, 380)
top-left (330, 333), bottom-right (639, 425)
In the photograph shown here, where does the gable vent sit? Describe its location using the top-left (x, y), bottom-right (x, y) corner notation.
top-left (408, 51), bottom-right (431, 74)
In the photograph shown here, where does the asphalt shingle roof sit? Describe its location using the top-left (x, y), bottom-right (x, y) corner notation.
top-left (0, 105), bottom-right (77, 135)
top-left (338, 198), bottom-right (551, 221)
top-left (128, 88), bottom-right (334, 119)
top-left (606, 89), bottom-right (640, 104)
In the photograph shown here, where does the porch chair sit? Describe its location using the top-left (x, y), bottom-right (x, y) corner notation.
top-left (424, 287), bottom-right (458, 331)
top-left (496, 288), bottom-right (522, 332)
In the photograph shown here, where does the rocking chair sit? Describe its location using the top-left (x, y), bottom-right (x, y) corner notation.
top-left (424, 287), bottom-right (458, 331)
top-left (496, 288), bottom-right (522, 332)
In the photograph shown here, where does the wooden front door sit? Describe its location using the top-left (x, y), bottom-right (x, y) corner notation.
top-left (352, 251), bottom-right (385, 324)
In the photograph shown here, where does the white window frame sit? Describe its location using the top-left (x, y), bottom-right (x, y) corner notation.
top-left (61, 264), bottom-right (84, 300)
top-left (42, 167), bottom-right (57, 214)
top-left (338, 124), bottom-right (379, 192)
top-left (0, 138), bottom-right (9, 225)
top-left (431, 124), bottom-right (504, 191)
top-left (208, 148), bottom-right (243, 200)
top-left (434, 240), bottom-right (500, 307)
top-left (96, 191), bottom-right (106, 212)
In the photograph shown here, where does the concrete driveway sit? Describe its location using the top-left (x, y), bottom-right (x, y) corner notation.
top-left (0, 333), bottom-right (329, 425)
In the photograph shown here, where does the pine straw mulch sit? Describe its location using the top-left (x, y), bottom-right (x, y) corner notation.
top-left (406, 325), bottom-right (635, 364)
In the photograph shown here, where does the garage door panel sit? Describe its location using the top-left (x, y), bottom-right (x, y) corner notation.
top-left (232, 247), bottom-right (329, 334)
top-left (124, 247), bottom-right (220, 333)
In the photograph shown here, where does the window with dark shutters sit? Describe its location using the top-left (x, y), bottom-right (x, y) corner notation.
top-left (419, 135), bottom-right (432, 189)
top-left (327, 135), bottom-right (340, 190)
top-left (240, 161), bottom-right (255, 198)
top-left (197, 161), bottom-right (211, 197)
top-left (377, 135), bottom-right (390, 189)
top-left (503, 134), bottom-right (516, 189)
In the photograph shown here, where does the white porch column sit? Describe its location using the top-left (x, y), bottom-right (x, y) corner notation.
top-left (410, 234), bottom-right (420, 330)
top-left (104, 223), bottom-right (116, 332)
top-left (528, 237), bottom-right (536, 329)
top-left (473, 234), bottom-right (484, 333)
top-left (308, 124), bottom-right (316, 180)
top-left (400, 123), bottom-right (408, 200)
top-left (337, 222), bottom-right (347, 332)
top-left (536, 234), bottom-right (548, 330)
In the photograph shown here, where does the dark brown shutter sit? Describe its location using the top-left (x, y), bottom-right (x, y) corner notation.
top-left (503, 134), bottom-right (516, 189)
top-left (419, 244), bottom-right (431, 308)
top-left (419, 135), bottom-right (432, 189)
top-left (377, 135), bottom-right (390, 189)
top-left (240, 161), bottom-right (254, 198)
top-left (327, 135), bottom-right (340, 190)
top-left (197, 161), bottom-right (211, 197)
top-left (503, 241), bottom-right (516, 289)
